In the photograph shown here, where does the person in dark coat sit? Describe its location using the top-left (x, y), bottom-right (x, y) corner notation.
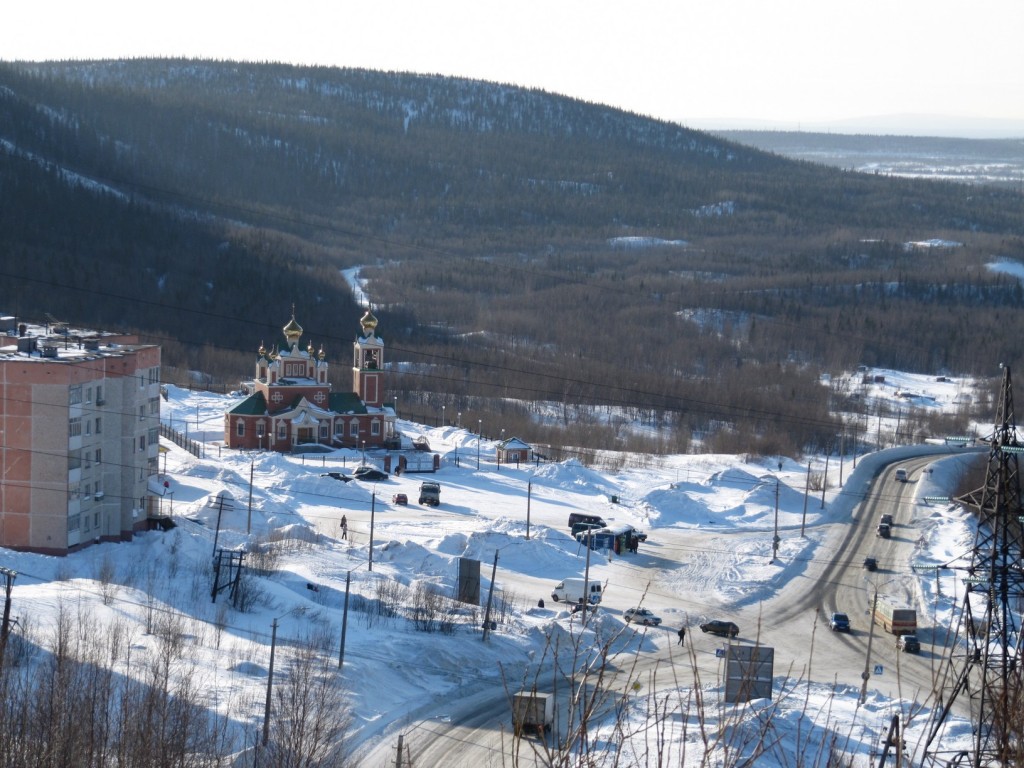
top-left (677, 626), bottom-right (686, 646)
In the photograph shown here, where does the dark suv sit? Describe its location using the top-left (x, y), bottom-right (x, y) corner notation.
top-left (700, 620), bottom-right (739, 638)
top-left (898, 634), bottom-right (921, 653)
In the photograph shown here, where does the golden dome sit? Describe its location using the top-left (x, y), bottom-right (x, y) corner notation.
top-left (283, 312), bottom-right (303, 346)
top-left (360, 308), bottom-right (378, 336)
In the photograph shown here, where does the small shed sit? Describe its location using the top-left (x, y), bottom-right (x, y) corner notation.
top-left (496, 437), bottom-right (532, 467)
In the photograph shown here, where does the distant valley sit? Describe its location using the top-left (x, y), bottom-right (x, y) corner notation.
top-left (713, 130), bottom-right (1024, 189)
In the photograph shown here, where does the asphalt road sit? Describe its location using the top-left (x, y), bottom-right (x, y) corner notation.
top-left (353, 454), bottom-right (971, 766)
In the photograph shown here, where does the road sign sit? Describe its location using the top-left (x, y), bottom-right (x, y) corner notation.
top-left (874, 664), bottom-right (884, 675)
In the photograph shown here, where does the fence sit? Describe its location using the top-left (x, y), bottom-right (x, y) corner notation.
top-left (160, 422), bottom-right (203, 459)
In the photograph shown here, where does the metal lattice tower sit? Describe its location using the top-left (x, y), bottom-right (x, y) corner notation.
top-left (923, 365), bottom-right (1024, 767)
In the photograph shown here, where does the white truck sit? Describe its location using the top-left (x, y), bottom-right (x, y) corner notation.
top-left (418, 481), bottom-right (440, 506)
top-left (551, 577), bottom-right (602, 605)
top-left (511, 691), bottom-right (554, 735)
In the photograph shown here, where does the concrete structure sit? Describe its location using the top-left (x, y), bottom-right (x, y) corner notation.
top-left (224, 309), bottom-right (397, 452)
top-left (0, 317), bottom-right (161, 554)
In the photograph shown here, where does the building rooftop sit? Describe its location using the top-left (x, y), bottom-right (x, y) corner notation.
top-left (0, 316), bottom-right (150, 362)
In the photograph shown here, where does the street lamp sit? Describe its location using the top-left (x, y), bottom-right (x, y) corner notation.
top-left (477, 419), bottom-right (482, 470)
top-left (442, 405), bottom-right (446, 428)
top-left (457, 411), bottom-right (462, 428)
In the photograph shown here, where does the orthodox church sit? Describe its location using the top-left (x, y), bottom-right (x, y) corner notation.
top-left (224, 309), bottom-right (397, 452)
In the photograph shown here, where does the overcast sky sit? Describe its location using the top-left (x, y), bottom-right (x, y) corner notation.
top-left (5, 0), bottom-right (1023, 137)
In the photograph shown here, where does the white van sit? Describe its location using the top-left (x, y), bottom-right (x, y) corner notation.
top-left (551, 578), bottom-right (603, 605)
top-left (894, 467), bottom-right (908, 482)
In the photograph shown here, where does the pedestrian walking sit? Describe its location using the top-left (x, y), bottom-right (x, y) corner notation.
top-left (677, 626), bottom-right (686, 646)
top-left (340, 515), bottom-right (348, 540)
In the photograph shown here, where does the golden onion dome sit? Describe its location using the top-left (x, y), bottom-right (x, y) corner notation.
top-left (359, 308), bottom-right (378, 336)
top-left (283, 311), bottom-right (303, 346)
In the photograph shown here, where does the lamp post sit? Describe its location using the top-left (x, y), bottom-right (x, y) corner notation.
top-left (442, 405), bottom-right (446, 428)
top-left (477, 419), bottom-right (482, 470)
top-left (457, 412), bottom-right (462, 429)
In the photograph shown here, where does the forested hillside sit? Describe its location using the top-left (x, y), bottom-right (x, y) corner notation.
top-left (1, 59), bottom-right (1022, 456)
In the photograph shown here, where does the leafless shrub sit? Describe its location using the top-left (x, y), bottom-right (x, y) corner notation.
top-left (248, 537), bottom-right (283, 576)
top-left (96, 555), bottom-right (118, 605)
top-left (260, 643), bottom-right (352, 768)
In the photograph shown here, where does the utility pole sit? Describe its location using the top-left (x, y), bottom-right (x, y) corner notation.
top-left (247, 461), bottom-right (254, 534)
top-left (482, 550), bottom-right (499, 641)
top-left (212, 491), bottom-right (228, 559)
top-left (368, 492), bottom-right (376, 572)
top-left (859, 590), bottom-right (879, 705)
top-left (923, 364), bottom-right (1024, 767)
top-left (820, 451), bottom-right (829, 509)
top-left (0, 566), bottom-right (17, 668)
top-left (338, 571), bottom-right (351, 669)
top-left (771, 478), bottom-right (780, 562)
top-left (526, 480), bottom-right (532, 540)
top-left (263, 618), bottom-right (279, 746)
top-left (801, 463), bottom-right (810, 537)
top-left (582, 528), bottom-right (593, 626)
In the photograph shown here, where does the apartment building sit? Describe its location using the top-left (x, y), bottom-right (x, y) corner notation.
top-left (0, 317), bottom-right (161, 555)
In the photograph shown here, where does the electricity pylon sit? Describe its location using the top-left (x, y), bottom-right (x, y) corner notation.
top-left (923, 365), bottom-right (1024, 767)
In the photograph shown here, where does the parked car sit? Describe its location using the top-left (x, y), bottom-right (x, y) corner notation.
top-left (880, 513), bottom-right (894, 527)
top-left (828, 612), bottom-right (851, 632)
top-left (353, 465), bottom-right (389, 481)
top-left (700, 620), bottom-right (740, 638)
top-left (392, 493), bottom-right (408, 505)
top-left (624, 607), bottom-right (662, 626)
top-left (898, 634), bottom-right (921, 653)
top-left (863, 556), bottom-right (878, 572)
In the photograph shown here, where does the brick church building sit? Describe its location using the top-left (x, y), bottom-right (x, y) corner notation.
top-left (224, 309), bottom-right (396, 452)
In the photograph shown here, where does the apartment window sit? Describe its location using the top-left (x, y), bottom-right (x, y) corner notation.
top-left (149, 367), bottom-right (159, 384)
top-left (334, 421), bottom-right (344, 436)
top-left (257, 423), bottom-right (266, 438)
top-left (69, 385), bottom-right (82, 405)
top-left (319, 424), bottom-right (329, 439)
top-left (85, 386), bottom-right (93, 403)
top-left (95, 385), bottom-right (103, 404)
top-left (277, 424), bottom-right (286, 440)
top-left (149, 397), bottom-right (160, 415)
top-left (85, 419), bottom-right (92, 436)
top-left (68, 514), bottom-right (80, 532)
top-left (68, 449), bottom-right (82, 471)
top-left (83, 514), bottom-right (90, 532)
top-left (139, 405), bottom-right (146, 421)
top-left (349, 421), bottom-right (359, 437)
top-left (138, 435), bottom-right (146, 452)
top-left (94, 513), bottom-right (100, 529)
top-left (236, 421), bottom-right (245, 437)
top-left (371, 421), bottom-right (381, 436)
top-left (68, 482), bottom-right (81, 502)
top-left (95, 449), bottom-right (102, 464)
top-left (95, 417), bottom-right (102, 434)
top-left (84, 483), bottom-right (92, 498)
top-left (69, 417), bottom-right (82, 438)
